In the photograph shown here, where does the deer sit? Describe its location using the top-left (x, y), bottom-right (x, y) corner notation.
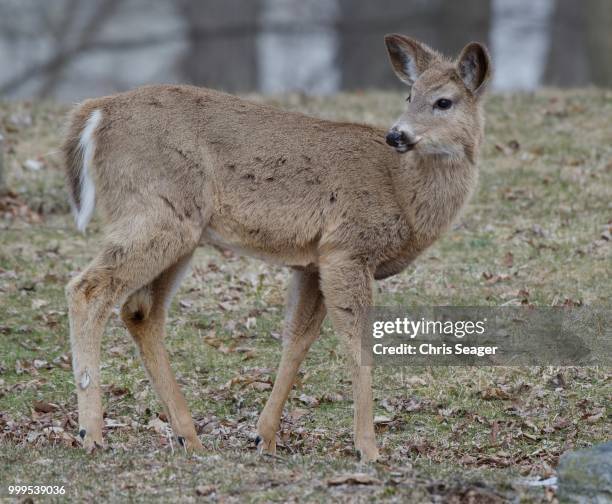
top-left (62, 34), bottom-right (491, 462)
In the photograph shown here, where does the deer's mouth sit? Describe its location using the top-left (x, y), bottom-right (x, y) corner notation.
top-left (394, 137), bottom-right (422, 154)
top-left (394, 141), bottom-right (418, 154)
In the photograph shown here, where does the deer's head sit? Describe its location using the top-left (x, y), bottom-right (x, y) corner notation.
top-left (384, 34), bottom-right (491, 162)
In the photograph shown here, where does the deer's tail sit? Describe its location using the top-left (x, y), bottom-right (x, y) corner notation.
top-left (63, 106), bottom-right (102, 232)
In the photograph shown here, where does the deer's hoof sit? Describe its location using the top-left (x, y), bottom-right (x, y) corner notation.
top-left (177, 435), bottom-right (203, 453)
top-left (81, 435), bottom-right (106, 454)
top-left (357, 444), bottom-right (380, 463)
top-left (255, 434), bottom-right (276, 457)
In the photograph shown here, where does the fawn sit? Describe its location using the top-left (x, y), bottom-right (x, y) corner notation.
top-left (63, 34), bottom-right (490, 461)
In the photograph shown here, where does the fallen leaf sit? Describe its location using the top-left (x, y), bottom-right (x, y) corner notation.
top-left (404, 375), bottom-right (427, 386)
top-left (480, 387), bottom-right (511, 400)
top-left (33, 359), bottom-right (49, 369)
top-left (104, 418), bottom-right (128, 429)
top-left (547, 372), bottom-right (566, 389)
top-left (250, 381), bottom-right (272, 391)
top-left (24, 159), bottom-right (45, 171)
top-left (320, 392), bottom-right (344, 403)
top-left (31, 299), bottom-right (48, 310)
top-left (508, 139), bottom-right (520, 152)
top-left (148, 417), bottom-right (170, 435)
top-left (459, 454), bottom-right (477, 465)
top-left (108, 346), bottom-right (123, 357)
top-left (327, 473), bottom-right (382, 486)
top-left (287, 408), bottom-right (309, 422)
top-left (33, 401), bottom-right (58, 413)
top-left (490, 420), bottom-right (500, 444)
top-left (522, 431), bottom-right (539, 441)
top-left (552, 417), bottom-right (570, 430)
top-left (585, 411), bottom-right (604, 423)
top-left (502, 252), bottom-right (514, 268)
top-left (298, 394), bottom-right (319, 407)
top-left (108, 384), bottom-right (129, 397)
top-left (374, 415), bottom-right (392, 425)
top-left (195, 485), bottom-right (216, 496)
top-left (478, 455), bottom-right (512, 467)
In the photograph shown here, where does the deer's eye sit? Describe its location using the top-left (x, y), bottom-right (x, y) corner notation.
top-left (435, 98), bottom-right (453, 110)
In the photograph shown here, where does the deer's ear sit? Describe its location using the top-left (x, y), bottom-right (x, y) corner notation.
top-left (456, 42), bottom-right (491, 96)
top-left (385, 34), bottom-right (437, 87)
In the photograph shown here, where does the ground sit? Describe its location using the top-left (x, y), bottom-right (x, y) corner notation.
top-left (0, 90), bottom-right (610, 503)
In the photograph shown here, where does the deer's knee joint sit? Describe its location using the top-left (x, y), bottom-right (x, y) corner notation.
top-left (65, 275), bottom-right (92, 306)
top-left (65, 278), bottom-right (78, 302)
top-left (67, 271), bottom-right (122, 306)
top-left (337, 305), bottom-right (354, 315)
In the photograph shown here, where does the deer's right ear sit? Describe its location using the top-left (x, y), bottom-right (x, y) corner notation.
top-left (385, 34), bottom-right (436, 87)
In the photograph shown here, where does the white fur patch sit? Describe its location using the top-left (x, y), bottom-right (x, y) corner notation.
top-left (78, 369), bottom-right (91, 390)
top-left (164, 258), bottom-right (192, 311)
top-left (403, 56), bottom-right (419, 84)
top-left (423, 143), bottom-right (463, 160)
top-left (75, 109), bottom-right (102, 232)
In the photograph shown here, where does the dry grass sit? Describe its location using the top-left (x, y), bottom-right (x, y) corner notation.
top-left (0, 89), bottom-right (610, 502)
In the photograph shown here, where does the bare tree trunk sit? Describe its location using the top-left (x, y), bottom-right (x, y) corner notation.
top-left (585, 0), bottom-right (612, 87)
top-left (38, 0), bottom-right (81, 98)
top-left (544, 0), bottom-right (589, 87)
top-left (176, 0), bottom-right (261, 93)
top-left (0, 0), bottom-right (123, 97)
top-left (338, 0), bottom-right (490, 90)
top-left (257, 0), bottom-right (340, 94)
top-left (0, 133), bottom-right (7, 196)
top-left (338, 0), bottom-right (436, 90)
top-left (435, 0), bottom-right (491, 57)
top-left (545, 0), bottom-right (612, 87)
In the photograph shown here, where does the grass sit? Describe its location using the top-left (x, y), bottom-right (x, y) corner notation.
top-left (0, 89), bottom-right (610, 502)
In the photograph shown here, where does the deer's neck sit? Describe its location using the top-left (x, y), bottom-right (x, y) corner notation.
top-left (392, 154), bottom-right (478, 247)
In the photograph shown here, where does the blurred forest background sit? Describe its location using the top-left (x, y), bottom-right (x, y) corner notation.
top-left (0, 0), bottom-right (611, 102)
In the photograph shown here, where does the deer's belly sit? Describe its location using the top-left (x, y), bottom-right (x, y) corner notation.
top-left (201, 227), bottom-right (317, 268)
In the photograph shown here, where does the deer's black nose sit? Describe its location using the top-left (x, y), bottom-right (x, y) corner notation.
top-left (385, 129), bottom-right (406, 147)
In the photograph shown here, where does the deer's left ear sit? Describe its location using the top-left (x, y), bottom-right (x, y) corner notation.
top-left (456, 42), bottom-right (491, 97)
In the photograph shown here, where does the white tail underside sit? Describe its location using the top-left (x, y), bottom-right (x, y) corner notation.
top-left (75, 109), bottom-right (102, 232)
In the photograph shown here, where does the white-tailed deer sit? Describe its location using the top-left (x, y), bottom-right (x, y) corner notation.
top-left (63, 35), bottom-right (490, 461)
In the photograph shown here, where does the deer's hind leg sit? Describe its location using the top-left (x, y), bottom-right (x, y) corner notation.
top-left (66, 213), bottom-right (200, 452)
top-left (121, 254), bottom-right (202, 451)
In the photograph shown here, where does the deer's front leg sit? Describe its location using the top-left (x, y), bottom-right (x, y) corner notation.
top-left (256, 269), bottom-right (326, 455)
top-left (319, 254), bottom-right (379, 462)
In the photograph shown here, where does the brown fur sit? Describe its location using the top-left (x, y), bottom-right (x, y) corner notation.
top-left (63, 35), bottom-right (491, 461)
